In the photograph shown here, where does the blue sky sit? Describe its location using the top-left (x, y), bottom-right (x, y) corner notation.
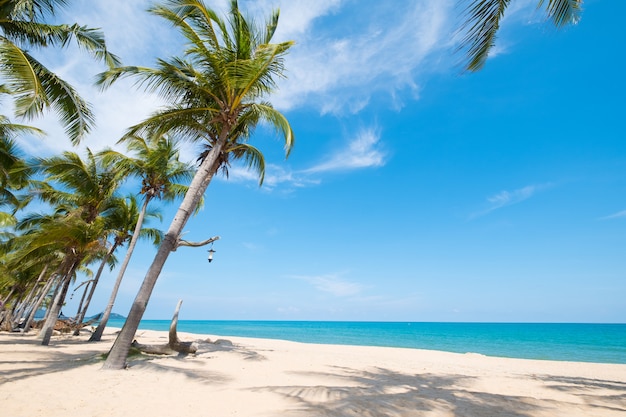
top-left (15, 0), bottom-right (626, 322)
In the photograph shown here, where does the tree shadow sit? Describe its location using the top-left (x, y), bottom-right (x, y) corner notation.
top-left (253, 366), bottom-right (598, 417)
top-left (121, 339), bottom-right (266, 385)
top-left (535, 374), bottom-right (626, 414)
top-left (0, 334), bottom-right (104, 385)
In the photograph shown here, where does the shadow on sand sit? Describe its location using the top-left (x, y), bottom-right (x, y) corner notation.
top-left (254, 366), bottom-right (626, 417)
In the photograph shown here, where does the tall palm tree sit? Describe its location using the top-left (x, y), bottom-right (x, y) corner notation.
top-left (24, 150), bottom-right (123, 343)
top-left (88, 194), bottom-right (164, 341)
top-left (31, 213), bottom-right (109, 345)
top-left (98, 0), bottom-right (294, 369)
top-left (459, 0), bottom-right (583, 71)
top-left (89, 135), bottom-right (190, 342)
top-left (0, 0), bottom-right (120, 143)
top-left (72, 194), bottom-right (162, 334)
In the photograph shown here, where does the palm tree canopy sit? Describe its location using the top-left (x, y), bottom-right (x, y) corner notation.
top-left (97, 0), bottom-right (294, 185)
top-left (32, 150), bottom-right (122, 223)
top-left (459, 0), bottom-right (583, 71)
top-left (0, 134), bottom-right (34, 214)
top-left (99, 134), bottom-right (194, 202)
top-left (106, 194), bottom-right (163, 248)
top-left (0, 0), bottom-right (121, 143)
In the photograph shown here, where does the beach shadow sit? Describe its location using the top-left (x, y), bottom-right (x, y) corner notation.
top-left (0, 334), bottom-right (105, 384)
top-left (255, 366), bottom-right (560, 417)
top-left (196, 339), bottom-right (268, 362)
top-left (122, 340), bottom-right (266, 385)
top-left (129, 357), bottom-right (233, 385)
top-left (535, 374), bottom-right (626, 414)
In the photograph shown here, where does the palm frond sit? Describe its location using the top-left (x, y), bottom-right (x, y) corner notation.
top-left (0, 38), bottom-right (46, 116)
top-left (459, 0), bottom-right (511, 72)
top-left (538, 0), bottom-right (582, 27)
top-left (227, 142), bottom-right (265, 185)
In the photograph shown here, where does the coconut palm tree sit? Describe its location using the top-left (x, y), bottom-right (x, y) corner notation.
top-left (87, 194), bottom-right (164, 341)
top-left (97, 0), bottom-right (294, 369)
top-left (0, 0), bottom-right (120, 143)
top-left (31, 213), bottom-right (109, 345)
top-left (33, 149), bottom-right (122, 223)
top-left (0, 123), bottom-right (40, 225)
top-left (22, 150), bottom-right (124, 343)
top-left (89, 135), bottom-right (191, 341)
top-left (72, 194), bottom-right (163, 335)
top-left (459, 0), bottom-right (583, 71)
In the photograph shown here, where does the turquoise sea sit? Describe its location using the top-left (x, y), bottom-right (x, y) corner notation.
top-left (107, 320), bottom-right (626, 364)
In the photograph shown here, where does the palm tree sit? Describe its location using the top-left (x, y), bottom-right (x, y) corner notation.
top-left (98, 0), bottom-right (294, 369)
top-left (0, 122), bottom-right (41, 224)
top-left (31, 214), bottom-right (109, 345)
top-left (89, 134), bottom-right (191, 341)
top-left (25, 150), bottom-right (123, 343)
top-left (88, 194), bottom-right (164, 341)
top-left (33, 149), bottom-right (122, 223)
top-left (459, 0), bottom-right (583, 71)
top-left (72, 194), bottom-right (162, 335)
top-left (0, 0), bottom-right (120, 143)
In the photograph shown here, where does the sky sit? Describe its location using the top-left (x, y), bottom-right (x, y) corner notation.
top-left (11, 0), bottom-right (626, 322)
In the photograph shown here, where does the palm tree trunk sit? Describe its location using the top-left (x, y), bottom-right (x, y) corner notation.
top-left (73, 242), bottom-right (118, 336)
top-left (102, 133), bottom-right (227, 370)
top-left (23, 271), bottom-right (58, 333)
top-left (14, 266), bottom-right (47, 327)
top-left (90, 198), bottom-right (150, 342)
top-left (40, 261), bottom-right (79, 345)
top-left (73, 281), bottom-right (91, 323)
top-left (0, 288), bottom-right (15, 330)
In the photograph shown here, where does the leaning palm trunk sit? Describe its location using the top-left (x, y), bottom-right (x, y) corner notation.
top-left (0, 288), bottom-right (15, 330)
top-left (23, 271), bottom-right (59, 333)
top-left (90, 199), bottom-right (150, 342)
top-left (39, 261), bottom-right (79, 345)
top-left (14, 266), bottom-right (48, 327)
top-left (73, 243), bottom-right (119, 336)
top-left (103, 135), bottom-right (226, 369)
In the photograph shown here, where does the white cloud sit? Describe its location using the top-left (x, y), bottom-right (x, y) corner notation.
top-left (271, 0), bottom-right (455, 113)
top-left (292, 273), bottom-right (364, 297)
top-left (600, 210), bottom-right (626, 220)
top-left (220, 127), bottom-right (386, 190)
top-left (305, 127), bottom-right (387, 173)
top-left (471, 183), bottom-right (552, 219)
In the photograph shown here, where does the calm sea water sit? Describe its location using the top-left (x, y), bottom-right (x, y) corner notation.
top-left (107, 320), bottom-right (626, 364)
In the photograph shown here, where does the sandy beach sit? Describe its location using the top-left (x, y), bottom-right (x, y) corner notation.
top-left (1, 328), bottom-right (625, 417)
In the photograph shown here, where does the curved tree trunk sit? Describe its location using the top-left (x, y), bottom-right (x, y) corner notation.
top-left (23, 272), bottom-right (58, 333)
top-left (14, 266), bottom-right (48, 327)
top-left (131, 299), bottom-right (197, 355)
top-left (39, 261), bottom-right (79, 345)
top-left (73, 242), bottom-right (118, 336)
top-left (0, 287), bottom-right (15, 330)
top-left (90, 199), bottom-right (150, 342)
top-left (102, 135), bottom-right (226, 370)
top-left (73, 281), bottom-right (91, 324)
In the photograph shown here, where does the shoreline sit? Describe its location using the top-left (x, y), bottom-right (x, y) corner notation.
top-left (124, 319), bottom-right (626, 364)
top-left (2, 328), bottom-right (626, 416)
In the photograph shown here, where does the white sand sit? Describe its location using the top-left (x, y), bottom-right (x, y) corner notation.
top-left (1, 328), bottom-right (625, 417)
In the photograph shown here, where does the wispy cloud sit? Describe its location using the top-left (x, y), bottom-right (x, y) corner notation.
top-left (222, 127), bottom-right (386, 190)
top-left (305, 127), bottom-right (387, 174)
top-left (292, 273), bottom-right (364, 297)
top-left (599, 210), bottom-right (626, 220)
top-left (471, 183), bottom-right (552, 219)
top-left (271, 0), bottom-right (455, 113)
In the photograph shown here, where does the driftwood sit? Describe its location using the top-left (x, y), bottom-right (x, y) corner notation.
top-left (29, 314), bottom-right (102, 333)
top-left (131, 300), bottom-right (198, 355)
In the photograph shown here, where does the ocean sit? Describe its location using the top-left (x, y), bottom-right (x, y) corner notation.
top-left (107, 320), bottom-right (626, 364)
